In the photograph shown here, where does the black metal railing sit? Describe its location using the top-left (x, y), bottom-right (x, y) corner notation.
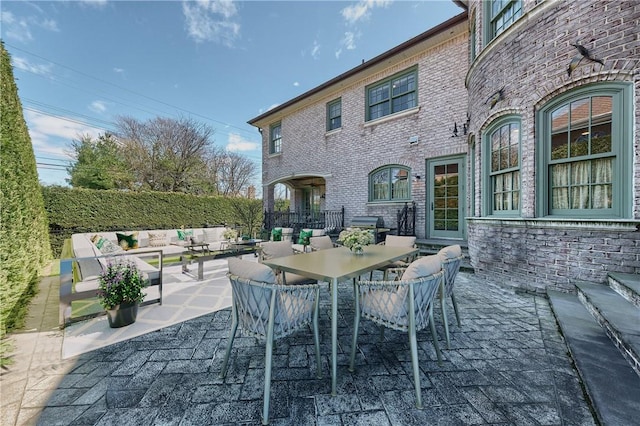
top-left (263, 206), bottom-right (344, 237)
top-left (397, 201), bottom-right (416, 236)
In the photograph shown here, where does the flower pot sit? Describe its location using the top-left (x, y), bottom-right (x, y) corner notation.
top-left (351, 246), bottom-right (364, 255)
top-left (106, 302), bottom-right (139, 328)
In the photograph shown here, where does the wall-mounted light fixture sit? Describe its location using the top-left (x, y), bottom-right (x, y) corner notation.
top-left (320, 193), bottom-right (326, 199)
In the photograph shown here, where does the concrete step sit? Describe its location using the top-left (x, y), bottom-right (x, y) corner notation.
top-left (608, 272), bottom-right (640, 308)
top-left (548, 290), bottom-right (640, 426)
top-left (576, 281), bottom-right (640, 376)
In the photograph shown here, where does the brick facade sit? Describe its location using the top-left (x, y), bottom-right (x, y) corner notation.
top-left (250, 1), bottom-right (640, 292)
top-left (465, 0), bottom-right (640, 291)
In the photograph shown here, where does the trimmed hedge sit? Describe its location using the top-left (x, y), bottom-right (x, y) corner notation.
top-left (1, 42), bottom-right (52, 338)
top-left (42, 186), bottom-right (263, 256)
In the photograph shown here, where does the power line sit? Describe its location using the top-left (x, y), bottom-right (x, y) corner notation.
top-left (6, 43), bottom-right (261, 138)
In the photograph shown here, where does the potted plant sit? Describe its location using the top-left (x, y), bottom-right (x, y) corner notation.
top-left (97, 260), bottom-right (148, 328)
top-left (337, 228), bottom-right (374, 254)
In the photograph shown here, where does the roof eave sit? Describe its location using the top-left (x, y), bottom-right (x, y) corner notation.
top-left (247, 11), bottom-right (468, 127)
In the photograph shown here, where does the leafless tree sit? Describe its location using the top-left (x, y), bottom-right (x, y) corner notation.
top-left (115, 116), bottom-right (213, 192)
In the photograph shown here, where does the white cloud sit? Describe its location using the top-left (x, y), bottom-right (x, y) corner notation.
top-left (341, 0), bottom-right (391, 25)
top-left (113, 67), bottom-right (124, 73)
top-left (226, 133), bottom-right (258, 152)
top-left (1, 10), bottom-right (60, 43)
top-left (341, 31), bottom-right (358, 50)
top-left (182, 0), bottom-right (241, 47)
top-left (78, 0), bottom-right (108, 8)
top-left (311, 40), bottom-right (321, 59)
top-left (89, 100), bottom-right (107, 113)
top-left (12, 56), bottom-right (53, 76)
top-left (259, 103), bottom-right (280, 114)
top-left (293, 81), bottom-right (299, 87)
top-left (26, 110), bottom-right (102, 142)
top-left (335, 48), bottom-right (342, 59)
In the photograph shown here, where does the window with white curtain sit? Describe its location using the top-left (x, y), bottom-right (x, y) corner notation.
top-left (538, 84), bottom-right (632, 218)
top-left (369, 165), bottom-right (411, 202)
top-left (483, 115), bottom-right (521, 215)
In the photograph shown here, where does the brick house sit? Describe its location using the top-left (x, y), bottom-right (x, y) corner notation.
top-left (248, 0), bottom-right (640, 292)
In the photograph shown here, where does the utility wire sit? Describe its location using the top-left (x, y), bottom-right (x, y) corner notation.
top-left (7, 43), bottom-right (260, 138)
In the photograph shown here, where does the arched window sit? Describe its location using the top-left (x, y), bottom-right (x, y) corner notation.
top-left (369, 165), bottom-right (411, 202)
top-left (482, 115), bottom-right (521, 216)
top-left (536, 83), bottom-right (632, 217)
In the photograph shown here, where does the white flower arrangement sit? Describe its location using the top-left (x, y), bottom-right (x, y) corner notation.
top-left (223, 228), bottom-right (237, 241)
top-left (337, 228), bottom-right (374, 252)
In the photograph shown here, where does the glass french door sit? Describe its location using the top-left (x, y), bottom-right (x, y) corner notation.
top-left (427, 156), bottom-right (465, 239)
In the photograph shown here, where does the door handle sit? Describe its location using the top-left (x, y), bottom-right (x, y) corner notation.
top-left (431, 202), bottom-right (434, 211)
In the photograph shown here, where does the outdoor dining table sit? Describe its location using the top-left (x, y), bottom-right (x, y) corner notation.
top-left (262, 244), bottom-right (419, 396)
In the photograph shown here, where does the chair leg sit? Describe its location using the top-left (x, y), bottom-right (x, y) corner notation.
top-left (349, 289), bottom-right (361, 372)
top-left (441, 295), bottom-right (451, 349)
top-left (428, 307), bottom-right (443, 365)
top-left (451, 292), bottom-right (462, 326)
top-left (262, 312), bottom-right (277, 425)
top-left (408, 315), bottom-right (423, 409)
top-left (219, 310), bottom-right (238, 379)
top-left (313, 288), bottom-right (322, 379)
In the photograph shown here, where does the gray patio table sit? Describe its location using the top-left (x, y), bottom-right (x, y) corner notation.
top-left (262, 244), bottom-right (419, 396)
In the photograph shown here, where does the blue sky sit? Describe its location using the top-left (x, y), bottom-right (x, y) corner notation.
top-left (1, 0), bottom-right (462, 187)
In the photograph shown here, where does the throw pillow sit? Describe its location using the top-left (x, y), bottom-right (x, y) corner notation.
top-left (91, 235), bottom-right (123, 254)
top-left (402, 255), bottom-right (441, 280)
top-left (297, 229), bottom-right (313, 245)
top-left (148, 231), bottom-right (167, 247)
top-left (177, 229), bottom-right (194, 241)
top-left (271, 228), bottom-right (282, 242)
top-left (116, 232), bottom-right (139, 250)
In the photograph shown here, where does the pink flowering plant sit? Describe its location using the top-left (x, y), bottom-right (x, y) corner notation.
top-left (97, 260), bottom-right (148, 309)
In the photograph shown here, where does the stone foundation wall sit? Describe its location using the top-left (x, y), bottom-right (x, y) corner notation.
top-left (467, 218), bottom-right (640, 293)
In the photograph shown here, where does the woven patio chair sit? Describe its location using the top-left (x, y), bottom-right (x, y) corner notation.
top-left (309, 235), bottom-right (339, 251)
top-left (219, 258), bottom-right (321, 425)
top-left (437, 245), bottom-right (464, 349)
top-left (258, 240), bottom-right (317, 285)
top-left (370, 235), bottom-right (417, 280)
top-left (349, 254), bottom-right (444, 409)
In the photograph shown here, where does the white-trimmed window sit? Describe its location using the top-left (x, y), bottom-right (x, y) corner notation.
top-left (369, 165), bottom-right (411, 202)
top-left (366, 68), bottom-right (417, 121)
top-left (537, 83), bottom-right (632, 218)
top-left (270, 123), bottom-right (281, 154)
top-left (327, 98), bottom-right (342, 131)
top-left (483, 115), bottom-right (521, 215)
top-left (485, 0), bottom-right (522, 42)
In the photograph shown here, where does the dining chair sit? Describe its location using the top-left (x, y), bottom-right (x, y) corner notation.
top-left (258, 241), bottom-right (317, 285)
top-left (309, 235), bottom-right (339, 251)
top-left (438, 245), bottom-right (464, 349)
top-left (219, 258), bottom-right (321, 425)
top-left (370, 235), bottom-right (417, 280)
top-left (349, 254), bottom-right (444, 409)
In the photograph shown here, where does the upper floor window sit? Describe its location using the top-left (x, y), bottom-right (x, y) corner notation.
top-left (487, 0), bottom-right (522, 42)
top-left (483, 116), bottom-right (521, 215)
top-left (537, 84), bottom-right (632, 218)
top-left (369, 165), bottom-right (411, 202)
top-left (270, 123), bottom-right (281, 154)
top-left (366, 68), bottom-right (417, 121)
top-left (327, 98), bottom-right (342, 131)
top-left (469, 16), bottom-right (477, 62)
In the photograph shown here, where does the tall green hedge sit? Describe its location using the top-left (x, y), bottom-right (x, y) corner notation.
top-left (0, 42), bottom-right (52, 337)
top-left (42, 186), bottom-right (263, 256)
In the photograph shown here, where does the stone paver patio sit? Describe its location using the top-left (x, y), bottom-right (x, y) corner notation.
top-left (2, 272), bottom-right (597, 425)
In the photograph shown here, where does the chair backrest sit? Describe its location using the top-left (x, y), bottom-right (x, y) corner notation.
top-left (309, 235), bottom-right (334, 251)
top-left (438, 245), bottom-right (463, 297)
top-left (359, 255), bottom-right (442, 331)
top-left (227, 258), bottom-right (317, 339)
top-left (259, 241), bottom-right (295, 262)
top-left (384, 235), bottom-right (416, 247)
